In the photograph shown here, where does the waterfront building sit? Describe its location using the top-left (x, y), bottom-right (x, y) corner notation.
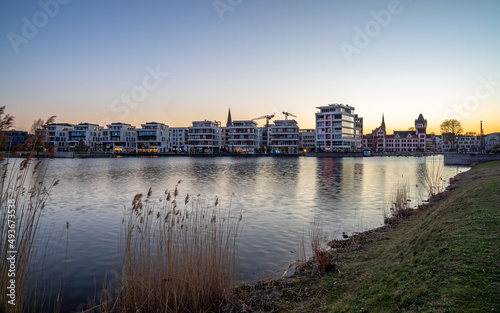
top-left (42, 123), bottom-right (73, 152)
top-left (355, 114), bottom-right (364, 150)
top-left (187, 120), bottom-right (222, 153)
top-left (68, 123), bottom-right (103, 152)
top-left (269, 120), bottom-right (299, 154)
top-left (363, 114), bottom-right (427, 153)
top-left (456, 135), bottom-right (481, 152)
top-left (485, 132), bottom-right (500, 152)
top-left (3, 130), bottom-right (29, 149)
top-left (427, 134), bottom-right (441, 152)
top-left (102, 123), bottom-right (136, 153)
top-left (227, 120), bottom-right (260, 153)
top-left (170, 127), bottom-right (189, 153)
top-left (315, 104), bottom-right (361, 152)
top-left (136, 122), bottom-right (170, 153)
top-left (299, 129), bottom-right (316, 152)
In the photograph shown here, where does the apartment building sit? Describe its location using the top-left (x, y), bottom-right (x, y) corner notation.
top-left (3, 131), bottom-right (29, 149)
top-left (187, 120), bottom-right (222, 153)
top-left (315, 104), bottom-right (361, 152)
top-left (42, 123), bottom-right (73, 152)
top-left (170, 127), bottom-right (189, 153)
top-left (136, 122), bottom-right (170, 153)
top-left (269, 120), bottom-right (299, 154)
top-left (102, 123), bottom-right (136, 153)
top-left (299, 129), bottom-right (316, 152)
top-left (68, 123), bottom-right (103, 152)
top-left (227, 120), bottom-right (260, 153)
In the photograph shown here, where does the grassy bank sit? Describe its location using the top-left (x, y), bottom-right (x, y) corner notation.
top-left (239, 161), bottom-right (500, 312)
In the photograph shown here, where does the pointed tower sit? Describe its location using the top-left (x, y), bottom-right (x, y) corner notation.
top-left (381, 114), bottom-right (386, 131)
top-left (226, 107), bottom-right (232, 127)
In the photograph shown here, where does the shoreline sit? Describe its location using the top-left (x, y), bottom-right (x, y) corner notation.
top-left (233, 160), bottom-right (500, 312)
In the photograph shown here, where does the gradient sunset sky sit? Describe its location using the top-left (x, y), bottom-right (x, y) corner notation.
top-left (1, 0), bottom-right (499, 134)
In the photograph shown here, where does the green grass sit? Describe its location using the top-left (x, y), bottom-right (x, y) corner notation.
top-left (241, 161), bottom-right (500, 312)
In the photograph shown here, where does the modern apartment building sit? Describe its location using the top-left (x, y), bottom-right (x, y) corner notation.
top-left (315, 104), bottom-right (361, 152)
top-left (299, 129), bottom-right (316, 152)
top-left (68, 123), bottom-right (103, 152)
top-left (187, 120), bottom-right (222, 153)
top-left (42, 123), bottom-right (73, 152)
top-left (170, 127), bottom-right (189, 153)
top-left (269, 120), bottom-right (299, 154)
top-left (102, 123), bottom-right (136, 153)
top-left (227, 120), bottom-right (260, 153)
top-left (3, 131), bottom-right (29, 149)
top-left (136, 122), bottom-right (170, 153)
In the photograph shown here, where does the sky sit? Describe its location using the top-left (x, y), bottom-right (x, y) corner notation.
top-left (1, 0), bottom-right (499, 134)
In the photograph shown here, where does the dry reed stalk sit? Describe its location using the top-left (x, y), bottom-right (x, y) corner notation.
top-left (0, 151), bottom-right (63, 313)
top-left (423, 157), bottom-right (444, 199)
top-left (310, 216), bottom-right (331, 270)
top-left (384, 180), bottom-right (412, 224)
top-left (92, 186), bottom-right (242, 313)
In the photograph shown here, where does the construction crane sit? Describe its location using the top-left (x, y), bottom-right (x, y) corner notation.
top-left (282, 111), bottom-right (296, 120)
top-left (252, 114), bottom-right (275, 153)
top-left (252, 114), bottom-right (275, 128)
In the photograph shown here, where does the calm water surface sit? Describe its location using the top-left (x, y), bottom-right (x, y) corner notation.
top-left (38, 155), bottom-right (467, 311)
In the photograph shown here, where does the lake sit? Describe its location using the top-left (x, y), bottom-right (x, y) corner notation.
top-left (36, 155), bottom-right (467, 311)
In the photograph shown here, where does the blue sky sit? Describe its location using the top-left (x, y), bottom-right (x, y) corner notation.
top-left (1, 0), bottom-right (499, 133)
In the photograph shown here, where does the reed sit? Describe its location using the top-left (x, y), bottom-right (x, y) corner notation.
top-left (0, 149), bottom-right (62, 312)
top-left (423, 157), bottom-right (444, 199)
top-left (92, 184), bottom-right (242, 312)
top-left (309, 216), bottom-right (331, 270)
top-left (384, 180), bottom-right (412, 224)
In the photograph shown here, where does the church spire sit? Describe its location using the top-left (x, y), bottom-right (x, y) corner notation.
top-left (226, 107), bottom-right (232, 127)
top-left (381, 113), bottom-right (386, 131)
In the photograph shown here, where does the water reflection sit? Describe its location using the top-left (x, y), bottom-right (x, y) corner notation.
top-left (35, 155), bottom-right (468, 312)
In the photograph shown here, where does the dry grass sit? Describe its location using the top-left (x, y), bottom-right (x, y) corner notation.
top-left (88, 183), bottom-right (242, 313)
top-left (0, 146), bottom-right (63, 312)
top-left (309, 216), bottom-right (332, 271)
top-left (384, 180), bottom-right (413, 224)
top-left (423, 157), bottom-right (444, 198)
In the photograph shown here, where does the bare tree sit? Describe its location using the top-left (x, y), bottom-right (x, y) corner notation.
top-left (440, 119), bottom-right (463, 136)
top-left (440, 119), bottom-right (463, 149)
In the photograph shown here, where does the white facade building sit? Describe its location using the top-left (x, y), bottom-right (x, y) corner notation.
top-left (136, 122), bottom-right (170, 153)
top-left (299, 129), bottom-right (316, 152)
top-left (67, 123), bottom-right (103, 152)
top-left (269, 120), bottom-right (299, 154)
top-left (485, 132), bottom-right (500, 152)
top-left (456, 135), bottom-right (481, 152)
top-left (43, 123), bottom-right (73, 152)
top-left (170, 127), bottom-right (189, 153)
top-left (228, 120), bottom-right (260, 153)
top-left (188, 121), bottom-right (222, 153)
top-left (103, 123), bottom-right (136, 153)
top-left (315, 104), bottom-right (361, 152)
